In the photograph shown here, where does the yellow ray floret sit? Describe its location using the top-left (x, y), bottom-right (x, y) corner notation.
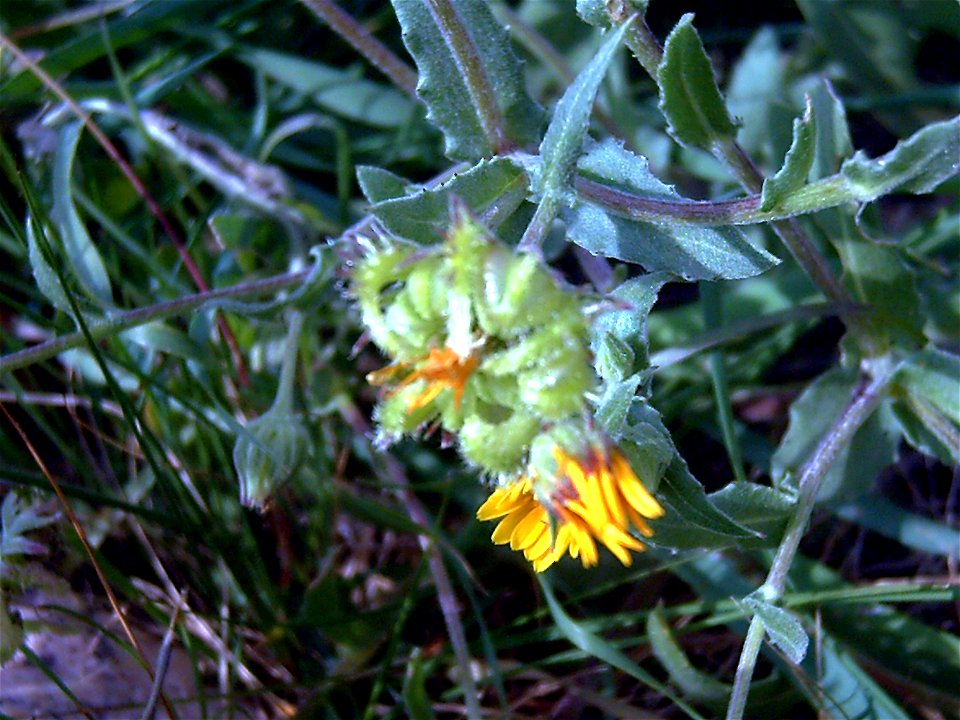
top-left (368, 346), bottom-right (478, 412)
top-left (477, 445), bottom-right (665, 571)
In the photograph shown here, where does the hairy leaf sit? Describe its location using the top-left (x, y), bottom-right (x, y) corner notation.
top-left (565, 140), bottom-right (778, 279)
top-left (391, 0), bottom-right (543, 159)
top-left (841, 115), bottom-right (960, 200)
top-left (536, 21), bottom-right (629, 203)
top-left (761, 97), bottom-right (816, 212)
top-left (658, 14), bottom-right (737, 149)
top-left (744, 596), bottom-right (809, 664)
top-left (365, 158), bottom-right (525, 244)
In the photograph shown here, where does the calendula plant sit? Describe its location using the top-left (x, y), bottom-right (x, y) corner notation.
top-left (0, 0), bottom-right (957, 718)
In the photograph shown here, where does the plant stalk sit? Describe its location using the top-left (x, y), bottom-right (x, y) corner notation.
top-left (0, 269), bottom-right (309, 374)
top-left (608, 13), bottom-right (864, 339)
top-left (271, 310), bottom-right (305, 414)
top-left (725, 366), bottom-right (895, 720)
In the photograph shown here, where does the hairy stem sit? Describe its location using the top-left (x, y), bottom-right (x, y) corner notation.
top-left (0, 269), bottom-right (309, 374)
top-left (725, 367), bottom-right (895, 720)
top-left (271, 311), bottom-right (305, 414)
top-left (609, 14), bottom-right (862, 337)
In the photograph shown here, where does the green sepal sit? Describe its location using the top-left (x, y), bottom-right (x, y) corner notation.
top-left (459, 410), bottom-right (540, 475)
top-left (234, 410), bottom-right (310, 510)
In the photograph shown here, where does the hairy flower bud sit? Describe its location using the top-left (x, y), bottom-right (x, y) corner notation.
top-left (234, 409), bottom-right (309, 510)
top-left (353, 204), bottom-right (596, 476)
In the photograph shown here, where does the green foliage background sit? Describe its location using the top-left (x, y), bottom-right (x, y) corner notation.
top-left (0, 1), bottom-right (957, 718)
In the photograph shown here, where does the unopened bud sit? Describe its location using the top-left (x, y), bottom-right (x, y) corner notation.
top-left (234, 409), bottom-right (309, 510)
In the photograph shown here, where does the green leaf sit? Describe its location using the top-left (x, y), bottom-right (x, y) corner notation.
top-left (726, 27), bottom-right (782, 159)
top-left (237, 47), bottom-right (416, 128)
top-left (365, 158), bottom-right (525, 244)
top-left (744, 596), bottom-right (809, 664)
top-left (802, 634), bottom-right (912, 720)
top-left (679, 554), bottom-right (913, 720)
top-left (26, 214), bottom-right (71, 315)
top-left (771, 367), bottom-right (901, 504)
top-left (0, 0), bottom-right (218, 100)
top-left (809, 80), bottom-right (852, 181)
top-left (647, 605), bottom-right (730, 703)
top-left (896, 346), bottom-right (960, 425)
top-left (565, 139), bottom-right (779, 279)
top-left (649, 465), bottom-right (761, 549)
top-left (590, 272), bottom-right (670, 381)
top-left (890, 397), bottom-right (958, 466)
top-left (536, 21), bottom-right (629, 204)
top-left (834, 496), bottom-right (960, 559)
top-left (833, 218), bottom-right (925, 351)
top-left (402, 649), bottom-right (437, 720)
top-left (295, 573), bottom-right (391, 649)
top-left (356, 166), bottom-right (418, 204)
top-left (790, 556), bottom-right (960, 699)
top-left (708, 481), bottom-right (794, 547)
top-left (657, 14), bottom-right (737, 150)
top-left (609, 398), bottom-right (761, 548)
top-left (391, 0), bottom-right (543, 159)
top-left (52, 122), bottom-right (114, 309)
top-left (594, 333), bottom-right (635, 383)
top-left (595, 375), bottom-right (641, 438)
top-left (761, 97), bottom-right (816, 212)
top-left (538, 575), bottom-right (706, 720)
top-left (841, 115), bottom-right (960, 200)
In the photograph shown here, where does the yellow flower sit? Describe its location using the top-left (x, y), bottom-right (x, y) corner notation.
top-left (367, 346), bottom-right (478, 412)
top-left (476, 444), bottom-right (664, 572)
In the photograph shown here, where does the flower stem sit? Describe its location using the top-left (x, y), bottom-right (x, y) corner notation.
top-left (0, 269), bottom-right (309, 374)
top-left (724, 366), bottom-right (895, 720)
top-left (271, 311), bottom-right (304, 414)
top-left (608, 13), bottom-right (865, 340)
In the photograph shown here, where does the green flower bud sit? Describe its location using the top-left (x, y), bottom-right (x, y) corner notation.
top-left (233, 409), bottom-right (309, 510)
top-left (459, 410), bottom-right (540, 474)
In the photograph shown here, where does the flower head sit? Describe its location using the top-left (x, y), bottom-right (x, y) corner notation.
top-left (477, 434), bottom-right (664, 571)
top-left (368, 346), bottom-right (478, 413)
